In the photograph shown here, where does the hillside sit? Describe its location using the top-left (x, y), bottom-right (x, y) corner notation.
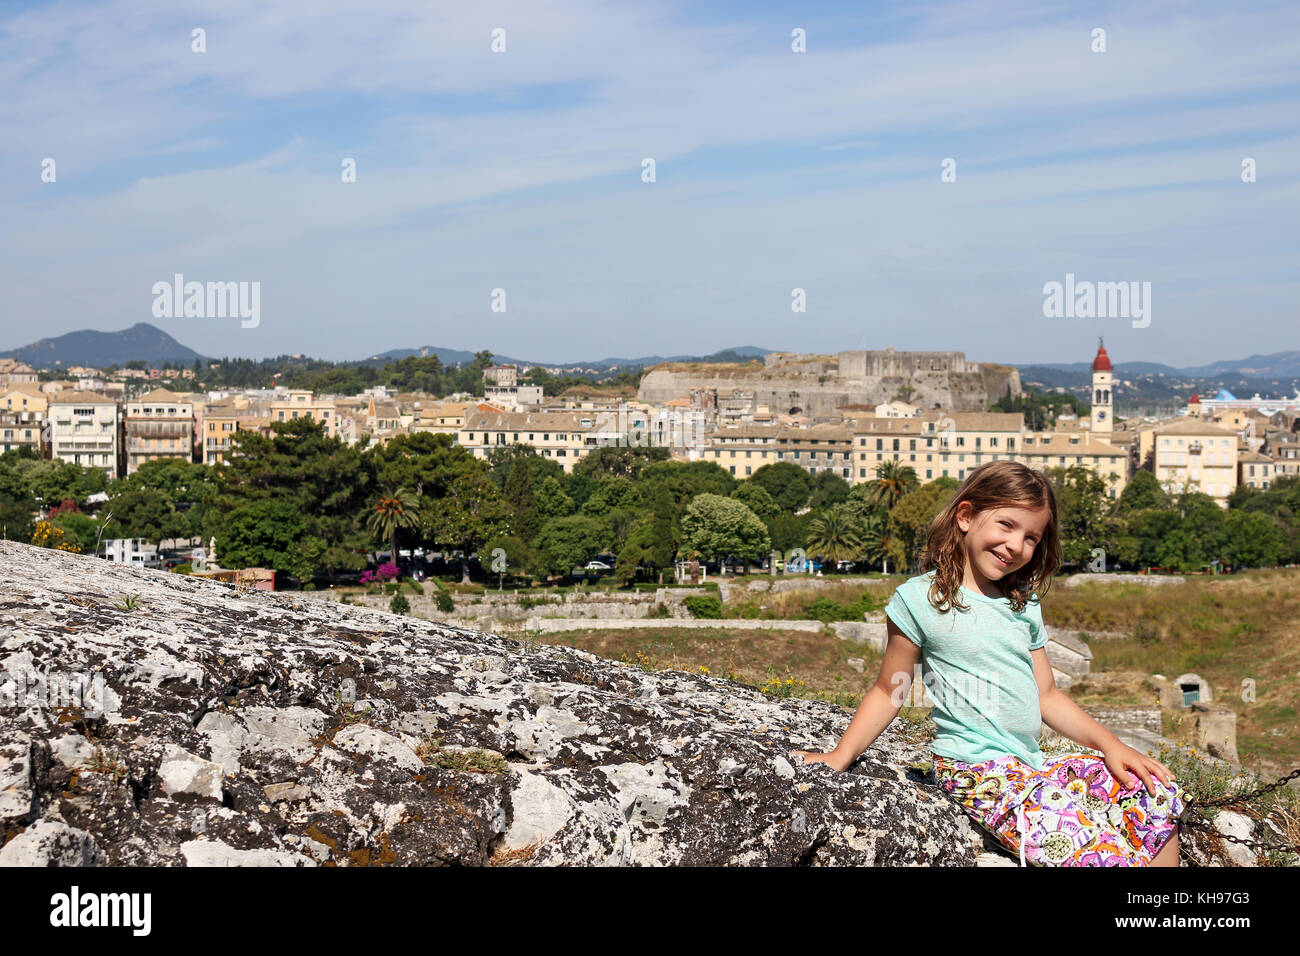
top-left (2, 322), bottom-right (204, 368)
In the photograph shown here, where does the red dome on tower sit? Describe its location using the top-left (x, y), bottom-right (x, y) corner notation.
top-left (1190, 393), bottom-right (1200, 404)
top-left (1092, 341), bottom-right (1112, 372)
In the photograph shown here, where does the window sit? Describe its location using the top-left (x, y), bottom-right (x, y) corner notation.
top-left (876, 438), bottom-right (883, 450)
top-left (745, 466), bottom-right (752, 476)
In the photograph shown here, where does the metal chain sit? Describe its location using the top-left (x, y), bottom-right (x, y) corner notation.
top-left (1177, 766), bottom-right (1300, 856)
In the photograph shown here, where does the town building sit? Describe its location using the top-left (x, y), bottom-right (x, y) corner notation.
top-left (125, 388), bottom-right (195, 474)
top-left (48, 391), bottom-right (121, 479)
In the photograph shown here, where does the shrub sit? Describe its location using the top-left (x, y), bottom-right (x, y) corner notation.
top-left (684, 595), bottom-right (723, 619)
top-left (390, 594), bottom-right (411, 615)
top-left (406, 578), bottom-right (425, 595)
top-left (170, 563), bottom-right (192, 575)
top-left (436, 592), bottom-right (455, 613)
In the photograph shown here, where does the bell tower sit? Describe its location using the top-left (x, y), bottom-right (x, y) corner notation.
top-left (1091, 338), bottom-right (1113, 435)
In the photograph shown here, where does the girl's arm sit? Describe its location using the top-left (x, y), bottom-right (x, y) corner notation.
top-left (792, 620), bottom-right (922, 771)
top-left (1031, 648), bottom-right (1123, 753)
top-left (1031, 648), bottom-right (1176, 792)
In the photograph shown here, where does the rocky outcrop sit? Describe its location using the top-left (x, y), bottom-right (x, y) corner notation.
top-left (0, 542), bottom-right (1278, 867)
top-left (0, 541), bottom-right (987, 867)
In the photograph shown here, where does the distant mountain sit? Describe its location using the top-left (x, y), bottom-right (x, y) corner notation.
top-left (2, 322), bottom-right (205, 368)
top-left (1019, 351), bottom-right (1300, 379)
top-left (356, 344), bottom-right (771, 370)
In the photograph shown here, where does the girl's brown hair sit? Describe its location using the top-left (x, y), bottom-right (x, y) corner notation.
top-left (920, 460), bottom-right (1063, 614)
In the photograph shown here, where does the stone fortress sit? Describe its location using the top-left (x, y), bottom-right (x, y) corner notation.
top-left (637, 348), bottom-right (1022, 418)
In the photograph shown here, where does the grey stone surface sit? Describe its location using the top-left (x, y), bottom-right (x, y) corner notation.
top-left (0, 541), bottom-right (985, 867)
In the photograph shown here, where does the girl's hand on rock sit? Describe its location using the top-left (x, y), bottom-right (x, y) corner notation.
top-left (790, 749), bottom-right (849, 772)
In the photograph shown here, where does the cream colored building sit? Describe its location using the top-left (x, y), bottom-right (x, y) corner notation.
top-left (1, 385), bottom-right (47, 420)
top-left (1019, 432), bottom-right (1129, 498)
top-left (201, 404), bottom-right (241, 465)
top-left (49, 391), bottom-right (120, 478)
top-left (269, 389), bottom-right (337, 438)
top-left (848, 409), bottom-right (1130, 496)
top-left (1238, 449), bottom-right (1274, 490)
top-left (0, 413), bottom-right (42, 455)
top-left (1142, 419), bottom-right (1240, 505)
top-left (1270, 441), bottom-right (1300, 482)
top-left (704, 423), bottom-right (853, 479)
top-left (459, 410), bottom-right (598, 471)
top-left (0, 359), bottom-right (38, 386)
top-left (125, 388), bottom-right (194, 474)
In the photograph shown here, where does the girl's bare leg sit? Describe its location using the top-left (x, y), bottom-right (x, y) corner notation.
top-left (1149, 826), bottom-right (1180, 867)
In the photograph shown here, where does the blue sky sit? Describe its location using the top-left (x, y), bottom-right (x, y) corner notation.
top-left (1, 0), bottom-right (1297, 367)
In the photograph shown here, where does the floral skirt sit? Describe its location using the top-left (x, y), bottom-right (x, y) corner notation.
top-left (933, 751), bottom-right (1186, 866)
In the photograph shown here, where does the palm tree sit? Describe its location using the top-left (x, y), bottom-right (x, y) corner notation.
top-left (856, 509), bottom-right (893, 573)
top-left (804, 505), bottom-right (865, 564)
top-left (366, 487), bottom-right (421, 564)
top-left (867, 460), bottom-right (920, 511)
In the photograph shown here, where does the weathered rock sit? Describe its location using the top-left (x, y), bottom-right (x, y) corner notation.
top-left (157, 744), bottom-right (224, 801)
top-left (0, 819), bottom-right (106, 866)
top-left (0, 540), bottom-right (1253, 867)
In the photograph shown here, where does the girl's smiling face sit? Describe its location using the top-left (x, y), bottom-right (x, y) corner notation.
top-left (955, 499), bottom-right (1051, 593)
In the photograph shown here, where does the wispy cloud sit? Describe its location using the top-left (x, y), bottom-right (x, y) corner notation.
top-left (1, 0), bottom-right (1297, 366)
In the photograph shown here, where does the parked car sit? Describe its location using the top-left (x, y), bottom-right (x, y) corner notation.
top-left (584, 560), bottom-right (612, 572)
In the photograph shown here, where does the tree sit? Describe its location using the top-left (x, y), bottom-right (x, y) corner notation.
top-left (366, 487), bottom-right (421, 562)
top-left (863, 460), bottom-right (919, 511)
top-left (804, 504), bottom-right (864, 563)
top-left (1221, 511), bottom-right (1283, 568)
top-left (218, 499), bottom-right (307, 570)
top-left (534, 475), bottom-right (575, 523)
top-left (888, 482), bottom-right (956, 573)
top-left (749, 462), bottom-right (813, 513)
top-left (423, 468), bottom-right (511, 583)
top-left (680, 494), bottom-right (770, 565)
top-left (615, 517), bottom-right (657, 585)
top-left (534, 515), bottom-right (609, 578)
top-left (808, 471), bottom-right (851, 511)
top-left (478, 534), bottom-right (538, 585)
top-left (580, 476), bottom-right (644, 517)
top-left (211, 417), bottom-right (372, 578)
top-left (1117, 470), bottom-right (1169, 513)
top-left (1047, 465), bottom-right (1120, 567)
top-left (573, 445), bottom-right (670, 480)
top-left (730, 482), bottom-right (781, 520)
top-left (650, 484), bottom-right (677, 582)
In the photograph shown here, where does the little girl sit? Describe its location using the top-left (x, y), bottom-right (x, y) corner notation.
top-left (793, 460), bottom-right (1186, 866)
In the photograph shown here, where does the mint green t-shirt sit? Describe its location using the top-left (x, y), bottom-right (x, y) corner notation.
top-left (884, 569), bottom-right (1049, 771)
